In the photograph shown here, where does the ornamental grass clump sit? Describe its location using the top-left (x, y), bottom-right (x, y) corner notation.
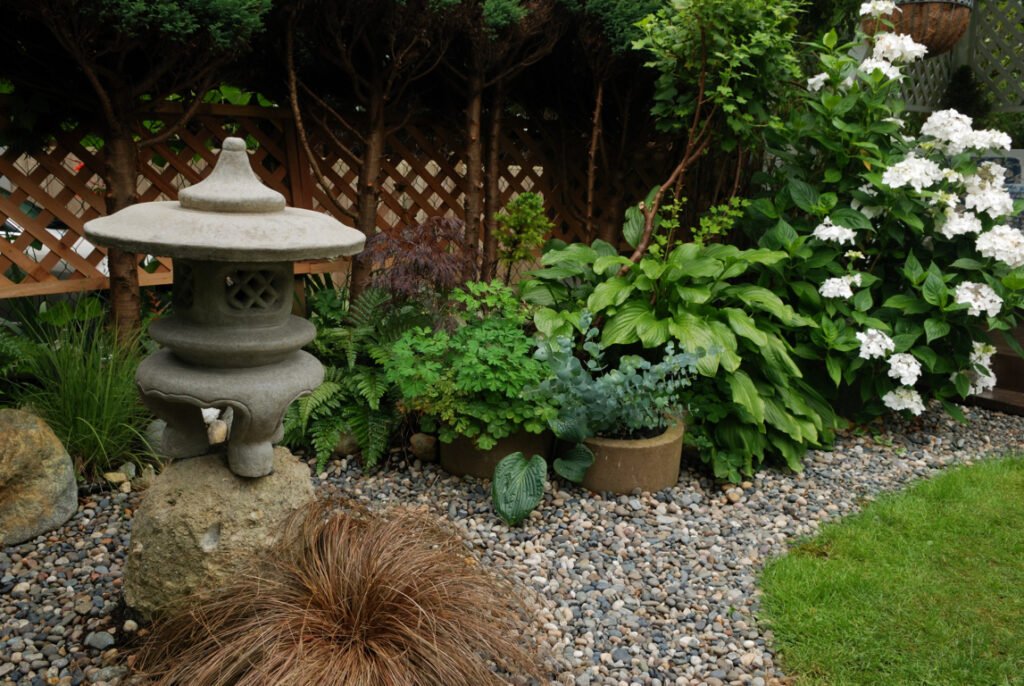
top-left (133, 499), bottom-right (543, 686)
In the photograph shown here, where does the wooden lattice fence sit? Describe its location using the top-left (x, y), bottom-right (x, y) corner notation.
top-left (0, 101), bottom-right (602, 299)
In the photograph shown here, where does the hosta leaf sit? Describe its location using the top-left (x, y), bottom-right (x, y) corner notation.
top-left (492, 452), bottom-right (546, 525)
top-left (601, 300), bottom-right (650, 347)
top-left (722, 308), bottom-right (766, 348)
top-left (623, 206), bottom-right (644, 249)
top-left (587, 277), bottom-right (634, 313)
top-left (553, 443), bottom-right (594, 483)
top-left (593, 254), bottom-right (633, 274)
top-left (728, 370), bottom-right (765, 425)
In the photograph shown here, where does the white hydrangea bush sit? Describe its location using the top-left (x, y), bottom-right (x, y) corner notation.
top-left (749, 5), bottom-right (1024, 420)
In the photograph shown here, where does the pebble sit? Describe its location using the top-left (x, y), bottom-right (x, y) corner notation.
top-left (2, 404), bottom-right (1022, 684)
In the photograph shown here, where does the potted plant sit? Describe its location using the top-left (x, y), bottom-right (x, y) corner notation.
top-left (492, 318), bottom-right (701, 524)
top-left (385, 281), bottom-right (554, 478)
top-left (861, 0), bottom-right (973, 56)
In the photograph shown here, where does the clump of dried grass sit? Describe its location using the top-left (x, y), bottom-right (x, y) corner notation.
top-left (133, 499), bottom-right (544, 686)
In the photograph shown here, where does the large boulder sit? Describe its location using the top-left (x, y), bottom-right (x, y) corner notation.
top-left (124, 447), bottom-right (314, 618)
top-left (0, 409), bottom-right (78, 546)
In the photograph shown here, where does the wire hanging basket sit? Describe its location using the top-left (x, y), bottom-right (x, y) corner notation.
top-left (862, 0), bottom-right (974, 57)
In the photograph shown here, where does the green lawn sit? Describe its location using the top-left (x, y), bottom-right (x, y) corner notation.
top-left (759, 457), bottom-right (1024, 686)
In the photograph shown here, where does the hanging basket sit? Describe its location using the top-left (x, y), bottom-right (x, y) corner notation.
top-left (862, 0), bottom-right (974, 57)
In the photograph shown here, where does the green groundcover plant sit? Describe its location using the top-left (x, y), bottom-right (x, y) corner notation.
top-left (748, 2), bottom-right (1024, 420)
top-left (385, 280), bottom-right (553, 450)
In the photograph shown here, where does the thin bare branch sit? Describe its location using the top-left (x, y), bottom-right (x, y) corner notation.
top-left (287, 16), bottom-right (358, 222)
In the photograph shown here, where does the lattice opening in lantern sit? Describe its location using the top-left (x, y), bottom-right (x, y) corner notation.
top-left (224, 269), bottom-right (286, 310)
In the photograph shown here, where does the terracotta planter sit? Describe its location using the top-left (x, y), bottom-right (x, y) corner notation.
top-left (861, 0), bottom-right (973, 57)
top-left (439, 430), bottom-right (553, 480)
top-left (581, 423), bottom-right (685, 495)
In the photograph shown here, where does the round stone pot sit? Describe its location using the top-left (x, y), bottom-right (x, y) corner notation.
top-left (439, 430), bottom-right (554, 480)
top-left (581, 423), bottom-right (685, 495)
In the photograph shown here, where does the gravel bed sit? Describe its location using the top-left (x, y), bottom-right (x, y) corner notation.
top-left (3, 404), bottom-right (1024, 685)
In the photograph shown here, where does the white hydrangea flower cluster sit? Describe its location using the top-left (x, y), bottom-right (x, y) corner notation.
top-left (858, 58), bottom-right (902, 81)
top-left (882, 387), bottom-right (926, 414)
top-left (852, 183), bottom-right (884, 219)
top-left (954, 281), bottom-right (1003, 317)
top-left (818, 273), bottom-right (862, 299)
top-left (860, 0), bottom-right (897, 17)
top-left (872, 33), bottom-right (927, 63)
top-left (880, 154), bottom-right (945, 192)
top-left (859, 331), bottom-right (926, 415)
top-left (976, 224), bottom-right (1024, 268)
top-left (856, 329), bottom-right (895, 359)
top-left (886, 352), bottom-right (922, 386)
top-left (811, 217), bottom-right (858, 245)
top-left (807, 73), bottom-right (829, 92)
top-left (921, 110), bottom-right (1012, 155)
top-left (964, 162), bottom-right (1014, 219)
top-left (938, 208), bottom-right (983, 239)
top-left (965, 341), bottom-right (998, 395)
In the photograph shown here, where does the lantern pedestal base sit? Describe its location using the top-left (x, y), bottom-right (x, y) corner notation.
top-left (137, 349), bottom-right (323, 477)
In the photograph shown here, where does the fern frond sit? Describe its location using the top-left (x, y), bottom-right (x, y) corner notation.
top-left (343, 404), bottom-right (396, 472)
top-left (298, 381), bottom-right (342, 429)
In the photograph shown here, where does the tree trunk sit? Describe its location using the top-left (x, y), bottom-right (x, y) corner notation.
top-left (104, 131), bottom-right (141, 339)
top-left (585, 80), bottom-right (604, 243)
top-left (352, 91), bottom-right (386, 297)
top-left (482, 80), bottom-right (504, 282)
top-left (464, 69), bottom-right (485, 281)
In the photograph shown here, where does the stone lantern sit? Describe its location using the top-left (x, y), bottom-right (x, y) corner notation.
top-left (85, 137), bottom-right (364, 478)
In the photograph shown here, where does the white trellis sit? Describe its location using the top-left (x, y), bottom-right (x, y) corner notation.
top-left (903, 0), bottom-right (1024, 113)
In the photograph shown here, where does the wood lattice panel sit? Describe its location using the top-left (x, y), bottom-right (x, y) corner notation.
top-left (903, 50), bottom-right (955, 112)
top-left (1, 101), bottom-right (596, 300)
top-left (971, 0), bottom-right (1024, 112)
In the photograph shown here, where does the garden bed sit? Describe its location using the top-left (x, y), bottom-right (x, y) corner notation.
top-left (3, 404), bottom-right (1024, 685)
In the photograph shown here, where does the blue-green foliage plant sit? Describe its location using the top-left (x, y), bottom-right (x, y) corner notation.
top-left (491, 321), bottom-right (701, 525)
top-left (385, 280), bottom-right (553, 450)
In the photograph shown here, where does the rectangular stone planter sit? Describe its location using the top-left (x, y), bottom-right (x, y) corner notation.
top-left (439, 430), bottom-right (554, 480)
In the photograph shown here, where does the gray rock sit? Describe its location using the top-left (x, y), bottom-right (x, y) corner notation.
top-left (84, 631), bottom-right (115, 650)
top-left (0, 409), bottom-right (78, 545)
top-left (123, 447), bottom-right (314, 619)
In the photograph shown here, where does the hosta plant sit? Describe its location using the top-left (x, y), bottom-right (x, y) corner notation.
top-left (747, 7), bottom-right (1024, 420)
top-left (384, 281), bottom-right (553, 450)
top-left (493, 320), bottom-right (700, 525)
top-left (520, 223), bottom-right (838, 482)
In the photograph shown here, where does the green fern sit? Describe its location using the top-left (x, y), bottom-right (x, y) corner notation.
top-left (284, 287), bottom-right (423, 472)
